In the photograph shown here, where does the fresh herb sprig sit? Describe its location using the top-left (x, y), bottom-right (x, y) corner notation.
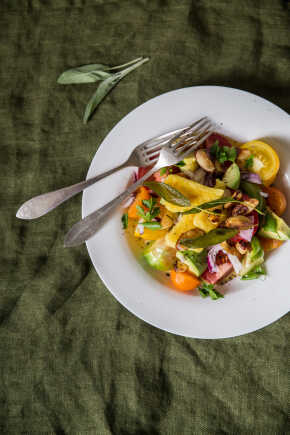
top-left (210, 141), bottom-right (237, 164)
top-left (57, 57), bottom-right (149, 123)
top-left (198, 283), bottom-right (224, 300)
top-left (245, 155), bottom-right (254, 169)
top-left (183, 197), bottom-right (265, 216)
top-left (136, 197), bottom-right (161, 229)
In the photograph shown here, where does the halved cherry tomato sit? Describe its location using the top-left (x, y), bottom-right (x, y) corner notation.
top-left (258, 237), bottom-right (284, 253)
top-left (264, 186), bottom-right (287, 216)
top-left (128, 186), bottom-right (150, 218)
top-left (170, 270), bottom-right (200, 292)
top-left (240, 140), bottom-right (280, 186)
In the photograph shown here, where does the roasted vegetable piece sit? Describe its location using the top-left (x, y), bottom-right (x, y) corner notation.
top-left (128, 187), bottom-right (150, 218)
top-left (176, 250), bottom-right (207, 277)
top-left (258, 208), bottom-right (290, 241)
top-left (180, 228), bottom-right (238, 249)
top-left (264, 186), bottom-right (287, 216)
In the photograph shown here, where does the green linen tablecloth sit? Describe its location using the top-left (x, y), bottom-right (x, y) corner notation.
top-left (1, 1), bottom-right (289, 433)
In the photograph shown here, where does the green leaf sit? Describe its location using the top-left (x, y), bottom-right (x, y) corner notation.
top-left (136, 205), bottom-right (146, 220)
top-left (210, 143), bottom-right (237, 164)
top-left (241, 264), bottom-right (266, 280)
top-left (150, 207), bottom-right (160, 219)
top-left (83, 57), bottom-right (149, 123)
top-left (245, 155), bottom-right (254, 169)
top-left (159, 168), bottom-right (167, 176)
top-left (183, 198), bottom-right (235, 214)
top-left (144, 181), bottom-right (191, 207)
top-left (57, 65), bottom-right (111, 84)
top-left (57, 57), bottom-right (144, 85)
top-left (121, 213), bottom-right (128, 229)
top-left (176, 160), bottom-right (186, 167)
top-left (198, 283), bottom-right (224, 300)
top-left (180, 228), bottom-right (238, 248)
top-left (240, 181), bottom-right (266, 212)
top-left (142, 222), bottom-right (162, 230)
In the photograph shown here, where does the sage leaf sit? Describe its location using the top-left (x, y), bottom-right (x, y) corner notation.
top-left (183, 198), bottom-right (235, 214)
top-left (57, 65), bottom-right (112, 84)
top-left (83, 57), bottom-right (149, 124)
top-left (180, 228), bottom-right (238, 248)
top-left (144, 181), bottom-right (191, 207)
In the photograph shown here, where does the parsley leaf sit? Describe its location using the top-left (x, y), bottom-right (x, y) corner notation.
top-left (210, 142), bottom-right (237, 164)
top-left (137, 197), bottom-right (161, 227)
top-left (245, 155), bottom-right (254, 169)
top-left (121, 213), bottom-right (128, 229)
top-left (198, 282), bottom-right (224, 300)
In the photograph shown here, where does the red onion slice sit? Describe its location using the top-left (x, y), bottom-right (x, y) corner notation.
top-left (241, 171), bottom-right (262, 184)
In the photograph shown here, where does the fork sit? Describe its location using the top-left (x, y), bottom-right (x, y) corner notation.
top-left (16, 124), bottom-right (196, 220)
top-left (64, 117), bottom-right (214, 247)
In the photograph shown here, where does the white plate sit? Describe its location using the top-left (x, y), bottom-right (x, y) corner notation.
top-left (83, 86), bottom-right (290, 339)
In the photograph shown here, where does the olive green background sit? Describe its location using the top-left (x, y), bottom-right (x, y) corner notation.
top-left (1, 1), bottom-right (289, 434)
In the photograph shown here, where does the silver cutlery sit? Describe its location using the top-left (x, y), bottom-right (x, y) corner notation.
top-left (16, 124), bottom-right (194, 220)
top-left (64, 117), bottom-right (214, 247)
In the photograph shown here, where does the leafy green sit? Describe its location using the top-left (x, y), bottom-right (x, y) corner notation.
top-left (121, 213), bottom-right (128, 229)
top-left (210, 142), bottom-right (237, 164)
top-left (239, 236), bottom-right (265, 277)
top-left (159, 168), bottom-right (167, 176)
top-left (180, 228), bottom-right (238, 248)
top-left (240, 181), bottom-right (266, 212)
top-left (57, 57), bottom-right (144, 84)
top-left (198, 283), bottom-right (224, 300)
top-left (176, 161), bottom-right (186, 167)
top-left (144, 181), bottom-right (191, 207)
top-left (82, 57), bottom-right (149, 123)
top-left (136, 197), bottom-right (161, 229)
top-left (241, 264), bottom-right (266, 280)
top-left (245, 155), bottom-right (254, 169)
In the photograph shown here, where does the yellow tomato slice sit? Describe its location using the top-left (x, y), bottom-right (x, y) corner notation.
top-left (240, 140), bottom-right (280, 186)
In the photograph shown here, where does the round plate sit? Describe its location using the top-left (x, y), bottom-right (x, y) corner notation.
top-left (83, 86), bottom-right (290, 339)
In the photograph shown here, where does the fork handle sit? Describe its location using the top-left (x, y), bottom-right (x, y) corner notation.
top-left (64, 167), bottom-right (157, 247)
top-left (16, 161), bottom-right (128, 220)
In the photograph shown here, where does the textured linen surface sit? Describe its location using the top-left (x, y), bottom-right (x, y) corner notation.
top-left (1, 1), bottom-right (289, 434)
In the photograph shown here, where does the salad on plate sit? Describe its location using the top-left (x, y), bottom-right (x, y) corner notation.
top-left (122, 133), bottom-right (290, 300)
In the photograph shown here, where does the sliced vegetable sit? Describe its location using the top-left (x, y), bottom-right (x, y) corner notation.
top-left (198, 282), bottom-right (224, 300)
top-left (207, 244), bottom-right (242, 274)
top-left (180, 228), bottom-right (238, 249)
top-left (241, 171), bottom-right (262, 184)
top-left (230, 210), bottom-right (259, 243)
top-left (264, 186), bottom-right (287, 216)
top-left (144, 239), bottom-right (176, 271)
top-left (170, 270), bottom-right (200, 292)
top-left (258, 208), bottom-right (290, 241)
top-left (128, 187), bottom-right (150, 218)
top-left (223, 163), bottom-right (240, 189)
top-left (176, 250), bottom-right (207, 277)
top-left (241, 264), bottom-right (266, 280)
top-left (165, 215), bottom-right (197, 248)
top-left (144, 181), bottom-right (191, 207)
top-left (258, 237), bottom-right (284, 252)
top-left (240, 140), bottom-right (280, 186)
top-left (158, 174), bottom-right (224, 213)
top-left (239, 237), bottom-right (264, 277)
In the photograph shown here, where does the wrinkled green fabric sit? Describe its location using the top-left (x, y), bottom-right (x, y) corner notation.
top-left (1, 0), bottom-right (289, 433)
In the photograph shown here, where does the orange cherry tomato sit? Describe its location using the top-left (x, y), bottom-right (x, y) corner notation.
top-left (259, 237), bottom-right (284, 253)
top-left (170, 270), bottom-right (200, 292)
top-left (128, 187), bottom-right (150, 219)
top-left (264, 186), bottom-right (287, 216)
